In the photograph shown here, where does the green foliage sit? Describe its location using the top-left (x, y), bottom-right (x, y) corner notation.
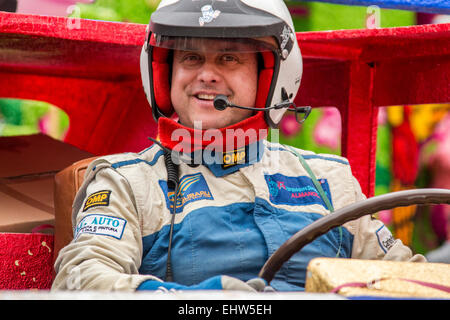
top-left (73, 0), bottom-right (161, 24)
top-left (411, 206), bottom-right (441, 255)
top-left (0, 99), bottom-right (69, 138)
top-left (285, 1), bottom-right (415, 31)
top-left (308, 2), bottom-right (414, 30)
top-left (0, 99), bottom-right (22, 125)
top-left (268, 109), bottom-right (339, 155)
top-left (0, 99), bottom-right (48, 136)
top-left (375, 123), bottom-right (392, 196)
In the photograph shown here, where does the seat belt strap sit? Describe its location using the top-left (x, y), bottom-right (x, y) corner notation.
top-left (284, 145), bottom-right (334, 212)
top-left (284, 144), bottom-right (343, 257)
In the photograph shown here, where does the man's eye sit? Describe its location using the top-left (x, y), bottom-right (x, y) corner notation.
top-left (181, 54), bottom-right (202, 65)
top-left (220, 54), bottom-right (239, 65)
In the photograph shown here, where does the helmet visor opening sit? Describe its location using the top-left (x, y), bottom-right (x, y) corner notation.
top-left (150, 34), bottom-right (277, 53)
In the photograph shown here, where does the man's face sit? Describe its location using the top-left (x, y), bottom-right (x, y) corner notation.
top-left (170, 39), bottom-right (258, 130)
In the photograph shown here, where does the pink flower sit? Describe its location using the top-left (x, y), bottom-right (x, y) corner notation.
top-left (280, 114), bottom-right (301, 137)
top-left (313, 107), bottom-right (341, 150)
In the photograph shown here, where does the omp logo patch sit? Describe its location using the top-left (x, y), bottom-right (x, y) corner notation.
top-left (75, 214), bottom-right (126, 240)
top-left (264, 173), bottom-right (332, 209)
top-left (222, 147), bottom-right (246, 169)
top-left (159, 173), bottom-right (213, 213)
top-left (83, 190), bottom-right (111, 212)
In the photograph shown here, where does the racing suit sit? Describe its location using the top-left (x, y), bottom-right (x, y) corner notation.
top-left (52, 140), bottom-right (425, 291)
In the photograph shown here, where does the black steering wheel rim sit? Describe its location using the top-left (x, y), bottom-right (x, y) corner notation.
top-left (258, 188), bottom-right (450, 284)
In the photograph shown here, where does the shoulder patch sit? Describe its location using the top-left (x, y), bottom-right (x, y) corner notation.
top-left (75, 214), bottom-right (127, 240)
top-left (83, 190), bottom-right (111, 212)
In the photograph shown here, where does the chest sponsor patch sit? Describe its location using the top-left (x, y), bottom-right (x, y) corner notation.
top-left (83, 190), bottom-right (111, 212)
top-left (74, 214), bottom-right (127, 240)
top-left (376, 225), bottom-right (395, 253)
top-left (159, 173), bottom-right (214, 213)
top-left (264, 173), bottom-right (332, 209)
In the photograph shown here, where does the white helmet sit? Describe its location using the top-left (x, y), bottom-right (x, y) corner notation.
top-left (140, 0), bottom-right (303, 129)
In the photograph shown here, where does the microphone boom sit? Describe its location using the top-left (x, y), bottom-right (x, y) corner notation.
top-left (213, 95), bottom-right (312, 124)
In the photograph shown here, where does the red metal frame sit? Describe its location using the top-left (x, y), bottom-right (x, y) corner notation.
top-left (295, 23), bottom-right (450, 197)
top-left (0, 12), bottom-right (449, 197)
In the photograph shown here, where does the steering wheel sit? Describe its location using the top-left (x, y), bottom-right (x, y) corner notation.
top-left (258, 188), bottom-right (450, 284)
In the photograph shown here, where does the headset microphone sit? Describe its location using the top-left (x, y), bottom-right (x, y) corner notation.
top-left (213, 95), bottom-right (312, 124)
top-left (213, 95), bottom-right (230, 111)
top-left (214, 95), bottom-right (289, 111)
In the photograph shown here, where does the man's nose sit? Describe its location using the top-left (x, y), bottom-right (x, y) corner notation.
top-left (196, 60), bottom-right (222, 84)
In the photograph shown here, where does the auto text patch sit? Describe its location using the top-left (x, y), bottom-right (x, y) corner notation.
top-left (159, 173), bottom-right (214, 213)
top-left (75, 214), bottom-right (127, 240)
top-left (265, 173), bottom-right (332, 209)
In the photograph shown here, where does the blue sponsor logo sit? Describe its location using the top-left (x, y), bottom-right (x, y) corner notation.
top-left (159, 173), bottom-right (214, 213)
top-left (265, 173), bottom-right (332, 209)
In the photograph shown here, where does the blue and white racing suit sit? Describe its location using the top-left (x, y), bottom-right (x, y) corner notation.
top-left (52, 140), bottom-right (425, 291)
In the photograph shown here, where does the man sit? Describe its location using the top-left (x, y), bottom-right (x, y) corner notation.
top-left (52, 0), bottom-right (425, 292)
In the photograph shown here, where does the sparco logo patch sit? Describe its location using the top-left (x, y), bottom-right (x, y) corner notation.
top-left (83, 190), bottom-right (111, 212)
top-left (265, 173), bottom-right (332, 209)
